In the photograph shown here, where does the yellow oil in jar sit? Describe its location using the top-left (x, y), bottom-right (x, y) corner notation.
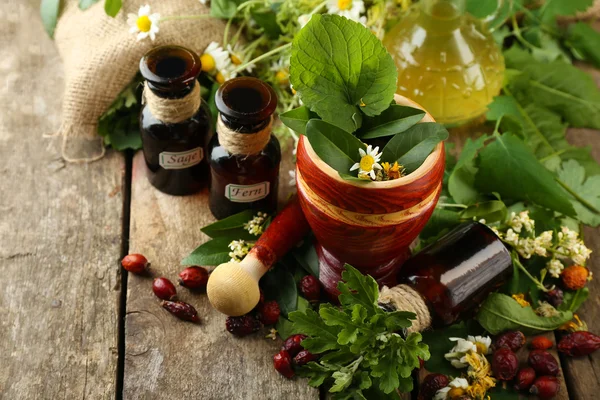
top-left (383, 0), bottom-right (505, 126)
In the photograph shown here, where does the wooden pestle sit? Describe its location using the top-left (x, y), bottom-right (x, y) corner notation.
top-left (207, 196), bottom-right (310, 316)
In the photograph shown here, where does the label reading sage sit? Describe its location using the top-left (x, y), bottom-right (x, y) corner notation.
top-left (159, 148), bottom-right (203, 170)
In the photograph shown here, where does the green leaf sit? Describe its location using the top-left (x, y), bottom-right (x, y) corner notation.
top-left (448, 135), bottom-right (488, 205)
top-left (381, 123), bottom-right (448, 173)
top-left (319, 304), bottom-right (364, 345)
top-left (280, 106), bottom-right (316, 134)
top-left (40, 0), bottom-right (61, 38)
top-left (488, 386), bottom-right (521, 400)
top-left (356, 105), bottom-right (425, 139)
top-left (466, 0), bottom-right (498, 18)
top-left (291, 237), bottom-right (320, 278)
top-left (566, 22), bottom-right (600, 68)
top-left (419, 208), bottom-right (461, 243)
top-left (181, 238), bottom-right (232, 266)
top-left (421, 322), bottom-right (469, 375)
top-left (210, 0), bottom-right (243, 18)
top-left (79, 0), bottom-right (99, 10)
top-left (261, 264), bottom-right (298, 316)
top-left (476, 293), bottom-right (573, 334)
top-left (276, 317), bottom-right (299, 339)
top-left (504, 47), bottom-right (600, 129)
top-left (290, 14), bottom-right (397, 132)
top-left (250, 6), bottom-right (282, 39)
top-left (289, 308), bottom-right (341, 353)
top-left (475, 133), bottom-right (575, 217)
top-left (338, 264), bottom-right (380, 314)
top-left (556, 160), bottom-right (600, 226)
top-left (559, 288), bottom-right (590, 312)
top-left (200, 210), bottom-right (258, 240)
top-left (459, 200), bottom-right (508, 224)
top-left (539, 0), bottom-right (594, 22)
top-left (104, 0), bottom-right (122, 17)
top-left (305, 119), bottom-right (365, 177)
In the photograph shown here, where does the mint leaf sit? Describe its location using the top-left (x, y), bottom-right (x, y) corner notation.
top-left (566, 22), bottom-right (600, 68)
top-left (448, 135), bottom-right (488, 205)
top-left (504, 47), bottom-right (600, 129)
top-left (381, 123), bottom-right (448, 173)
top-left (181, 238), bottom-right (232, 266)
top-left (475, 133), bottom-right (575, 217)
top-left (476, 293), bottom-right (573, 334)
top-left (556, 160), bottom-right (600, 226)
top-left (290, 14), bottom-right (397, 132)
top-left (357, 105), bottom-right (425, 139)
top-left (40, 0), bottom-right (61, 38)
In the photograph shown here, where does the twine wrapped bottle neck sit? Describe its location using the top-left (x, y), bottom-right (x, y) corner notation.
top-left (143, 81), bottom-right (201, 124)
top-left (216, 114), bottom-right (273, 156)
top-left (379, 284), bottom-right (432, 333)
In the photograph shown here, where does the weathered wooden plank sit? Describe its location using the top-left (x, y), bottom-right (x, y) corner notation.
top-left (0, 2), bottom-right (125, 398)
top-left (124, 144), bottom-right (317, 399)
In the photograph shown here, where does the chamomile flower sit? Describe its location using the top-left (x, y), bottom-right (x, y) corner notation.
top-left (468, 335), bottom-right (492, 355)
top-left (327, 0), bottom-right (367, 25)
top-left (127, 5), bottom-right (160, 41)
top-left (350, 145), bottom-right (382, 180)
top-left (270, 59), bottom-right (290, 86)
top-left (434, 377), bottom-right (469, 400)
top-left (215, 67), bottom-right (237, 84)
top-left (227, 43), bottom-right (255, 73)
top-left (200, 42), bottom-right (231, 74)
top-left (444, 337), bottom-right (476, 368)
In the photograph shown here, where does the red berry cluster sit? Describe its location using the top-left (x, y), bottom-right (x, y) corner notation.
top-left (490, 331), bottom-right (561, 399)
top-left (121, 254), bottom-right (210, 324)
top-left (273, 334), bottom-right (318, 378)
top-left (225, 290), bottom-right (281, 337)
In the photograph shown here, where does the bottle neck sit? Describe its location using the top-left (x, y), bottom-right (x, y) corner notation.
top-left (378, 284), bottom-right (432, 334)
top-left (143, 81), bottom-right (201, 124)
top-left (420, 0), bottom-right (465, 32)
top-left (216, 114), bottom-right (273, 156)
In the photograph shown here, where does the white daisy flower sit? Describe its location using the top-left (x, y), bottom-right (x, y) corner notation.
top-left (434, 377), bottom-right (469, 400)
top-left (127, 5), bottom-right (160, 41)
top-left (327, 0), bottom-right (367, 25)
top-left (444, 337), bottom-right (476, 368)
top-left (468, 335), bottom-right (492, 355)
top-left (200, 42), bottom-right (231, 74)
top-left (270, 59), bottom-right (290, 86)
top-left (350, 145), bottom-right (382, 180)
top-left (215, 67), bottom-right (237, 84)
top-left (227, 43), bottom-right (255, 73)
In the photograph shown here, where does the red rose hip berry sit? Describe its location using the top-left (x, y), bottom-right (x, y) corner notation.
top-left (121, 254), bottom-right (148, 274)
top-left (530, 376), bottom-right (560, 399)
top-left (514, 367), bottom-right (536, 391)
top-left (299, 275), bottom-right (321, 302)
top-left (294, 350), bottom-right (317, 366)
top-left (282, 334), bottom-right (307, 357)
top-left (273, 350), bottom-right (294, 378)
top-left (178, 266), bottom-right (209, 289)
top-left (152, 277), bottom-right (177, 300)
top-left (257, 300), bottom-right (280, 325)
top-left (558, 331), bottom-right (600, 357)
top-left (420, 373), bottom-right (449, 400)
top-left (528, 350), bottom-right (559, 376)
top-left (494, 330), bottom-right (526, 352)
top-left (531, 336), bottom-right (553, 350)
top-left (226, 315), bottom-right (261, 337)
top-left (161, 300), bottom-right (200, 323)
top-left (492, 348), bottom-right (519, 381)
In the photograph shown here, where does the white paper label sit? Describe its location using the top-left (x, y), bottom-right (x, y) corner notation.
top-left (225, 182), bottom-right (270, 203)
top-left (159, 147), bottom-right (203, 170)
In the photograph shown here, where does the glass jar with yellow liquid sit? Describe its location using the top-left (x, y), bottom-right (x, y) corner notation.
top-left (383, 0), bottom-right (505, 126)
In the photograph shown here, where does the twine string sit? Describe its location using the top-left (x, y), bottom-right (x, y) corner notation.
top-left (216, 115), bottom-right (272, 156)
top-left (143, 81), bottom-right (201, 124)
top-left (379, 284), bottom-right (432, 333)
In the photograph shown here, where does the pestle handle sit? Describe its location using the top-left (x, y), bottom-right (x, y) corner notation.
top-left (207, 197), bottom-right (310, 316)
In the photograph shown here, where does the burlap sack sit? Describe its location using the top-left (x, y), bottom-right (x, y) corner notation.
top-left (54, 0), bottom-right (227, 162)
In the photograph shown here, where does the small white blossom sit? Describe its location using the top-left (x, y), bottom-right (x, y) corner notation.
top-left (508, 211), bottom-right (535, 233)
top-left (228, 240), bottom-right (252, 263)
top-left (547, 258), bottom-right (564, 278)
top-left (533, 230), bottom-right (553, 257)
top-left (244, 212), bottom-right (267, 236)
top-left (504, 228), bottom-right (519, 246)
top-left (536, 301), bottom-right (560, 317)
top-left (127, 5), bottom-right (160, 41)
top-left (517, 237), bottom-right (535, 259)
top-left (434, 377), bottom-right (469, 400)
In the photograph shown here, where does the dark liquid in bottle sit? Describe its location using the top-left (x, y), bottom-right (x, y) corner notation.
top-left (139, 45), bottom-right (212, 196)
top-left (397, 222), bottom-right (512, 327)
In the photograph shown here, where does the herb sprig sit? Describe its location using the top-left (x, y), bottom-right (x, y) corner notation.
top-left (289, 264), bottom-right (430, 399)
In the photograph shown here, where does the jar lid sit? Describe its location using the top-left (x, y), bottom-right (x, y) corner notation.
top-left (215, 77), bottom-right (278, 124)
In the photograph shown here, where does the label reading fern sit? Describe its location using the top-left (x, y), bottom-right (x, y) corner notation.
top-left (225, 182), bottom-right (270, 203)
top-left (159, 148), bottom-right (203, 170)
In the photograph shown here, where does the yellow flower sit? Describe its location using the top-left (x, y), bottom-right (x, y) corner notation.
top-left (200, 42), bottom-right (230, 73)
top-left (127, 5), bottom-right (160, 41)
top-left (559, 314), bottom-right (588, 332)
top-left (271, 59), bottom-right (290, 86)
top-left (512, 293), bottom-right (530, 307)
top-left (383, 161), bottom-right (403, 180)
top-left (465, 352), bottom-right (496, 399)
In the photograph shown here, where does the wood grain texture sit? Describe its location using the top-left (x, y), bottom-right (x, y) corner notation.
top-left (0, 1), bottom-right (124, 398)
top-left (124, 147), bottom-right (317, 399)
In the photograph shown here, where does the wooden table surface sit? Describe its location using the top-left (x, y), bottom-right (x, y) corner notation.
top-left (1, 2), bottom-right (598, 399)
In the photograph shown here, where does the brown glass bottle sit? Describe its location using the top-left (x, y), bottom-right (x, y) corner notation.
top-left (208, 77), bottom-right (280, 219)
top-left (139, 45), bottom-right (213, 196)
top-left (395, 222), bottom-right (512, 328)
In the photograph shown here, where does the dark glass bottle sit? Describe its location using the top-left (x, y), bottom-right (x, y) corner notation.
top-left (208, 77), bottom-right (280, 219)
top-left (139, 45), bottom-right (213, 196)
top-left (396, 222), bottom-right (512, 328)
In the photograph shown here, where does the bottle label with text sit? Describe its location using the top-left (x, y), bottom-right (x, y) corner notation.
top-left (159, 148), bottom-right (203, 170)
top-left (225, 182), bottom-right (270, 203)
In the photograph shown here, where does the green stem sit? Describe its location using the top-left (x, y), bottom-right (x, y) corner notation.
top-left (512, 251), bottom-right (549, 292)
top-left (493, 115), bottom-right (504, 135)
top-left (437, 203), bottom-right (468, 209)
top-left (232, 42), bottom-right (292, 74)
top-left (309, 0), bottom-right (328, 15)
top-left (160, 14), bottom-right (213, 22)
top-left (556, 177), bottom-right (600, 214)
